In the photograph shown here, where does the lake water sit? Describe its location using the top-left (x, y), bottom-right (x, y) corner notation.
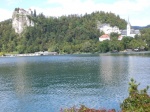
top-left (0, 52), bottom-right (150, 112)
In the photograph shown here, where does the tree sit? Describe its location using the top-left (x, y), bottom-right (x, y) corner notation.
top-left (99, 40), bottom-right (110, 53)
top-left (121, 78), bottom-right (150, 112)
top-left (0, 11), bottom-right (138, 54)
top-left (34, 9), bottom-right (36, 17)
top-left (141, 28), bottom-right (150, 50)
top-left (121, 36), bottom-right (133, 49)
top-left (110, 32), bottom-right (119, 41)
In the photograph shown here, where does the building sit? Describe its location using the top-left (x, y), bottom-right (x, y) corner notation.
top-left (99, 34), bottom-right (123, 41)
top-left (12, 8), bottom-right (34, 34)
top-left (98, 23), bottom-right (121, 34)
top-left (118, 35), bottom-right (123, 40)
top-left (120, 18), bottom-right (140, 37)
top-left (99, 34), bottom-right (110, 41)
top-left (98, 18), bottom-right (140, 41)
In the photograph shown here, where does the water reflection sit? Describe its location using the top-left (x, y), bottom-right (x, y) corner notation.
top-left (14, 58), bottom-right (28, 97)
top-left (99, 55), bottom-right (129, 86)
top-left (0, 54), bottom-right (150, 112)
top-left (99, 56), bottom-right (114, 82)
top-left (128, 55), bottom-right (150, 92)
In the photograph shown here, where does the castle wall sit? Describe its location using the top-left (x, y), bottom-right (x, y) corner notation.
top-left (12, 8), bottom-right (34, 34)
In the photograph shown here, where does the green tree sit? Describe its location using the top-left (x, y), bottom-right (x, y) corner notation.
top-left (98, 40), bottom-right (110, 53)
top-left (0, 11), bottom-right (135, 54)
top-left (121, 36), bottom-right (133, 49)
top-left (34, 9), bottom-right (36, 17)
top-left (121, 78), bottom-right (150, 112)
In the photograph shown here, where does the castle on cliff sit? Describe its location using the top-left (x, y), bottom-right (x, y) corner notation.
top-left (12, 8), bottom-right (34, 34)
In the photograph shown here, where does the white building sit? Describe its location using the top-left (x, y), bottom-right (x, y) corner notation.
top-left (98, 23), bottom-right (121, 34)
top-left (98, 18), bottom-right (140, 41)
top-left (120, 18), bottom-right (140, 37)
top-left (127, 19), bottom-right (131, 36)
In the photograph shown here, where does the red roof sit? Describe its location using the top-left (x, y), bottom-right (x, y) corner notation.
top-left (100, 34), bottom-right (110, 38)
top-left (118, 35), bottom-right (122, 38)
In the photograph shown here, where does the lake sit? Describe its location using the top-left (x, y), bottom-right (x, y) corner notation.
top-left (0, 52), bottom-right (150, 112)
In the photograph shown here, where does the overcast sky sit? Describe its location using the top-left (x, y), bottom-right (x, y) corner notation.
top-left (0, 0), bottom-right (150, 26)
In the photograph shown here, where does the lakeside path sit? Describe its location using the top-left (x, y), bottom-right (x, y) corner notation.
top-left (1, 51), bottom-right (150, 58)
top-left (0, 51), bottom-right (58, 57)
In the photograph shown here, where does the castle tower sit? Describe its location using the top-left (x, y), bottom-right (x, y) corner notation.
top-left (28, 8), bottom-right (32, 15)
top-left (127, 17), bottom-right (131, 36)
top-left (12, 8), bottom-right (34, 34)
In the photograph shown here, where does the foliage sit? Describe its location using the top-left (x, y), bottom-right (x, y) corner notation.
top-left (140, 28), bottom-right (150, 50)
top-left (0, 11), bottom-right (126, 54)
top-left (0, 11), bottom-right (149, 54)
top-left (0, 52), bottom-right (5, 56)
top-left (61, 105), bottom-right (116, 112)
top-left (121, 78), bottom-right (150, 112)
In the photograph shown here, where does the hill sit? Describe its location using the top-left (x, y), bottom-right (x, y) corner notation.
top-left (1, 11), bottom-right (150, 54)
top-left (132, 26), bottom-right (144, 30)
top-left (0, 11), bottom-right (127, 54)
top-left (132, 25), bottom-right (150, 30)
top-left (145, 25), bottom-right (150, 28)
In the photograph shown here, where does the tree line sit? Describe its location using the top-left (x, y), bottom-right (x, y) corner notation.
top-left (0, 11), bottom-right (150, 54)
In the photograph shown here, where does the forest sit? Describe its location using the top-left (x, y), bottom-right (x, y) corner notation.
top-left (0, 11), bottom-right (150, 54)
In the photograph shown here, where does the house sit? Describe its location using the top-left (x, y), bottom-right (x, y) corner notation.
top-left (99, 34), bottom-right (123, 41)
top-left (118, 35), bottom-right (123, 40)
top-left (99, 34), bottom-right (110, 41)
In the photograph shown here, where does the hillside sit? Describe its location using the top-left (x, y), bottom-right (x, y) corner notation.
top-left (133, 25), bottom-right (150, 30)
top-left (145, 25), bottom-right (150, 28)
top-left (0, 11), bottom-right (149, 54)
top-left (132, 26), bottom-right (144, 30)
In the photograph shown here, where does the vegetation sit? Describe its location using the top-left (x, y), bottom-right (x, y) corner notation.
top-left (121, 78), bottom-right (150, 112)
top-left (61, 79), bottom-right (150, 112)
top-left (61, 105), bottom-right (116, 112)
top-left (0, 11), bottom-right (150, 55)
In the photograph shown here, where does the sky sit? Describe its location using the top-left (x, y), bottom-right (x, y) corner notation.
top-left (0, 0), bottom-right (150, 26)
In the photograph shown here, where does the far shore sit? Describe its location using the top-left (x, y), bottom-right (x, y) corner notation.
top-left (1, 50), bottom-right (150, 58)
top-left (0, 51), bottom-right (58, 57)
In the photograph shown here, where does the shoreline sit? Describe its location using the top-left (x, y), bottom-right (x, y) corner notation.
top-left (0, 51), bottom-right (58, 57)
top-left (1, 51), bottom-right (150, 58)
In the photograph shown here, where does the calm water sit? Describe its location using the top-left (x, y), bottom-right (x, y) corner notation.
top-left (0, 53), bottom-right (150, 112)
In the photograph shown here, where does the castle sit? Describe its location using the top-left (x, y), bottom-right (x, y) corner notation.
top-left (98, 19), bottom-right (140, 41)
top-left (12, 8), bottom-right (34, 34)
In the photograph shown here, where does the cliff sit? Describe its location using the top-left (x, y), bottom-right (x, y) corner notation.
top-left (12, 8), bottom-right (34, 34)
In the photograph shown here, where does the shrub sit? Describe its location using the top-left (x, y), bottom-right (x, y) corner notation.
top-left (121, 78), bottom-right (150, 112)
top-left (0, 52), bottom-right (5, 56)
top-left (61, 78), bottom-right (150, 112)
top-left (61, 105), bottom-right (116, 112)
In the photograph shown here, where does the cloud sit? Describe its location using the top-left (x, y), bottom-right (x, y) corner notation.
top-left (0, 0), bottom-right (150, 26)
top-left (112, 0), bottom-right (150, 26)
top-left (0, 9), bottom-right (12, 22)
top-left (41, 0), bottom-right (149, 26)
top-left (6, 0), bottom-right (22, 5)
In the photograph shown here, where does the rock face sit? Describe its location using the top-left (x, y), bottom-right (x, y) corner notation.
top-left (12, 8), bottom-right (34, 34)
